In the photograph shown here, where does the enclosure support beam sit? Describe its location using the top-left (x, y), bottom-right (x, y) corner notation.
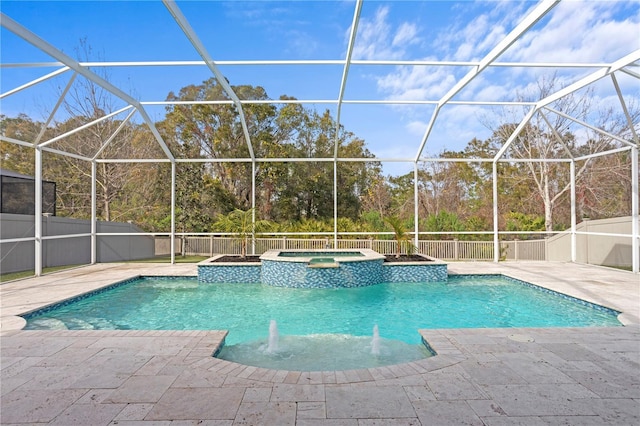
top-left (414, 163), bottom-right (420, 250)
top-left (334, 0), bottom-right (362, 159)
top-left (92, 109), bottom-right (137, 160)
top-left (570, 160), bottom-right (577, 263)
top-left (496, 51), bottom-right (640, 162)
top-left (0, 66), bottom-right (69, 99)
top-left (35, 72), bottom-right (77, 145)
top-left (415, 0), bottom-right (560, 160)
top-left (162, 0), bottom-right (255, 160)
top-left (540, 111), bottom-right (574, 158)
top-left (40, 106), bottom-right (133, 148)
top-left (171, 162), bottom-right (176, 265)
top-left (34, 146), bottom-right (43, 276)
top-left (544, 106), bottom-right (635, 148)
top-left (492, 162), bottom-right (499, 262)
top-left (334, 161), bottom-right (338, 248)
top-left (632, 146), bottom-right (639, 273)
top-left (91, 161), bottom-right (97, 264)
top-left (252, 161), bottom-right (256, 256)
top-left (494, 107), bottom-right (536, 161)
top-left (611, 73), bottom-right (640, 144)
top-left (0, 13), bottom-right (175, 161)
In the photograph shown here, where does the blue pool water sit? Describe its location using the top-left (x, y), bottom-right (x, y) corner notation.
top-left (277, 251), bottom-right (364, 258)
top-left (23, 275), bottom-right (621, 345)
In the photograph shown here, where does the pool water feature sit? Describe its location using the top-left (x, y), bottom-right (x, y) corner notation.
top-left (216, 324), bottom-right (433, 371)
top-left (267, 319), bottom-right (279, 353)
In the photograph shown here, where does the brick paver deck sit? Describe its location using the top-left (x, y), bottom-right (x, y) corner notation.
top-left (1, 262), bottom-right (638, 425)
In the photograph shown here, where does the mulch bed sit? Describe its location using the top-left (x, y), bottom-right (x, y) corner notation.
top-left (212, 255), bottom-right (262, 263)
top-left (382, 254), bottom-right (432, 263)
top-left (210, 254), bottom-right (432, 263)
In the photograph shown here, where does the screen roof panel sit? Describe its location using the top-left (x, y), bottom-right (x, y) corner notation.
top-left (1, 0), bottom-right (638, 174)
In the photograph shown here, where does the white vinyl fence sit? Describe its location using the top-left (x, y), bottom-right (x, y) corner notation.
top-left (159, 236), bottom-right (547, 261)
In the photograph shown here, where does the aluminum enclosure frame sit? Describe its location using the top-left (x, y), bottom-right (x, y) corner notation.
top-left (0, 0), bottom-right (638, 274)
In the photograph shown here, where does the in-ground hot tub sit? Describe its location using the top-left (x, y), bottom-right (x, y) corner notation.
top-left (197, 249), bottom-right (447, 286)
top-left (260, 249), bottom-right (386, 288)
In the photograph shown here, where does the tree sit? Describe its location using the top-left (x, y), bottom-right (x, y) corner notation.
top-left (387, 172), bottom-right (416, 219)
top-left (505, 212), bottom-right (545, 235)
top-left (162, 82), bottom-right (382, 223)
top-left (361, 175), bottom-right (392, 218)
top-left (213, 208), bottom-right (271, 257)
top-left (0, 114), bottom-right (39, 175)
top-left (422, 211), bottom-right (465, 239)
top-left (384, 215), bottom-right (415, 258)
top-left (163, 79), bottom-right (277, 213)
top-left (488, 75), bottom-right (631, 232)
top-left (575, 150), bottom-right (635, 220)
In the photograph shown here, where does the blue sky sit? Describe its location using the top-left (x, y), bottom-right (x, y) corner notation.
top-left (1, 0), bottom-right (639, 176)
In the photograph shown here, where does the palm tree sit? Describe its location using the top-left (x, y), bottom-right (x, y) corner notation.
top-left (214, 208), bottom-right (271, 258)
top-left (384, 215), bottom-right (415, 258)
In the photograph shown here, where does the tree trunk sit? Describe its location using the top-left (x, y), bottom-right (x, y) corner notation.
top-left (543, 172), bottom-right (553, 233)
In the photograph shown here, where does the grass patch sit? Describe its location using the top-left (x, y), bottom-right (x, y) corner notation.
top-left (1, 256), bottom-right (207, 282)
top-left (121, 255), bottom-right (209, 263)
top-left (602, 264), bottom-right (632, 272)
top-left (1, 264), bottom-right (85, 283)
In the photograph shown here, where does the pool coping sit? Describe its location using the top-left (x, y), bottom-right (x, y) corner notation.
top-left (198, 251), bottom-right (446, 266)
top-left (260, 248), bottom-right (386, 263)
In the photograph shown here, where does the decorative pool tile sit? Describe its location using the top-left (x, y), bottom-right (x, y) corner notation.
top-left (198, 265), bottom-right (261, 283)
top-left (198, 253), bottom-right (448, 287)
top-left (383, 263), bottom-right (448, 283)
top-left (261, 259), bottom-right (384, 288)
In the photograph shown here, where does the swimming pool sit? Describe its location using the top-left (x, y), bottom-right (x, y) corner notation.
top-left (22, 274), bottom-right (621, 370)
top-left (23, 274), bottom-right (621, 342)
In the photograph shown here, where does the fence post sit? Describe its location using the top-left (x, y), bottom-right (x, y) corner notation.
top-left (454, 239), bottom-right (459, 261)
top-left (514, 238), bottom-right (519, 261)
top-left (43, 213), bottom-right (52, 268)
top-left (544, 237), bottom-right (549, 262)
top-left (210, 235), bottom-right (214, 257)
top-left (282, 236), bottom-right (287, 250)
top-left (128, 220), bottom-right (133, 260)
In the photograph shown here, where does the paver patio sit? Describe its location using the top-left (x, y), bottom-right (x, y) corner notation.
top-left (1, 262), bottom-right (638, 425)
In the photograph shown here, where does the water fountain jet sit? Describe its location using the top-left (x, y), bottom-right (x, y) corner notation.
top-left (371, 324), bottom-right (381, 355)
top-left (267, 319), bottom-right (279, 353)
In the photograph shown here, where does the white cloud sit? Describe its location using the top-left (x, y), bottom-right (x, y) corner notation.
top-left (392, 22), bottom-right (419, 47)
top-left (376, 66), bottom-right (458, 100)
top-left (352, 6), bottom-right (420, 60)
top-left (473, 83), bottom-right (510, 102)
top-left (415, 106), bottom-right (492, 155)
top-left (284, 29), bottom-right (320, 58)
top-left (434, 1), bottom-right (528, 61)
top-left (452, 14), bottom-right (496, 60)
top-left (406, 120), bottom-right (428, 136)
top-left (505, 1), bottom-right (640, 63)
top-left (353, 1), bottom-right (639, 163)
